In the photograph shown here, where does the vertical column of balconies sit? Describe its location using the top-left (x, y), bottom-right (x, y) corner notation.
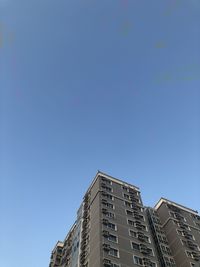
top-left (146, 208), bottom-right (176, 267)
top-left (61, 232), bottom-right (74, 267)
top-left (167, 204), bottom-right (200, 263)
top-left (191, 214), bottom-right (200, 229)
top-left (49, 242), bottom-right (64, 267)
top-left (125, 188), bottom-right (157, 267)
top-left (80, 192), bottom-right (91, 267)
top-left (129, 188), bottom-right (145, 232)
top-left (100, 177), bottom-right (117, 267)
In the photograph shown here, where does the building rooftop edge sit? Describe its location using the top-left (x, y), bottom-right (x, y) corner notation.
top-left (154, 197), bottom-right (198, 215)
top-left (51, 240), bottom-right (64, 254)
top-left (85, 171), bottom-right (140, 196)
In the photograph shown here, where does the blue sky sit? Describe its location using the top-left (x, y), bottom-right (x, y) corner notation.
top-left (0, 0), bottom-right (200, 266)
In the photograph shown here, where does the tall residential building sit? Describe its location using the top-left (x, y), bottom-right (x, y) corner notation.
top-left (154, 198), bottom-right (200, 267)
top-left (49, 171), bottom-right (200, 267)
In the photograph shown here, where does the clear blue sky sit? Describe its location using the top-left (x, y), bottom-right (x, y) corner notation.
top-left (0, 0), bottom-right (200, 266)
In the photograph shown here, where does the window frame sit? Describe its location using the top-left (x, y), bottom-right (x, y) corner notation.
top-left (108, 247), bottom-right (119, 258)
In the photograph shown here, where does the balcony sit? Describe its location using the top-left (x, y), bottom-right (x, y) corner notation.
top-left (103, 243), bottom-right (111, 251)
top-left (102, 208), bottom-right (108, 214)
top-left (103, 230), bottom-right (110, 237)
top-left (103, 258), bottom-right (111, 267)
top-left (102, 219), bottom-right (109, 225)
top-left (174, 212), bottom-right (184, 220)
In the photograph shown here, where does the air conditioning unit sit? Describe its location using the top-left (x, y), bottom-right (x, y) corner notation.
top-left (143, 263), bottom-right (151, 267)
top-left (103, 230), bottom-right (110, 237)
top-left (138, 234), bottom-right (145, 241)
top-left (135, 214), bottom-right (142, 220)
top-left (143, 257), bottom-right (151, 264)
top-left (102, 208), bottom-right (108, 214)
top-left (102, 219), bottom-right (109, 225)
top-left (132, 206), bottom-right (141, 212)
top-left (187, 241), bottom-right (196, 249)
top-left (184, 235), bottom-right (192, 241)
top-left (193, 255), bottom-right (200, 261)
top-left (129, 188), bottom-right (136, 194)
top-left (140, 248), bottom-right (149, 254)
top-left (103, 258), bottom-right (111, 266)
top-left (136, 225), bottom-right (143, 230)
top-left (140, 245), bottom-right (151, 255)
top-left (179, 223), bottom-right (187, 229)
top-left (103, 244), bottom-right (110, 251)
top-left (175, 213), bottom-right (184, 220)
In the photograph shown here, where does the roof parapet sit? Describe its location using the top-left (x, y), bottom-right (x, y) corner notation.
top-left (154, 197), bottom-right (198, 215)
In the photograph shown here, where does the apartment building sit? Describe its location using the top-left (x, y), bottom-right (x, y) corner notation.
top-left (146, 207), bottom-right (176, 267)
top-left (49, 171), bottom-right (200, 267)
top-left (154, 198), bottom-right (200, 267)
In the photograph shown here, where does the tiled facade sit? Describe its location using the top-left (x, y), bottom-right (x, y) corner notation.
top-left (49, 172), bottom-right (200, 267)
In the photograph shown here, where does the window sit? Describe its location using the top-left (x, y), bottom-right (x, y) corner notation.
top-left (177, 230), bottom-right (194, 240)
top-left (122, 186), bottom-right (129, 192)
top-left (129, 230), bottom-right (137, 238)
top-left (164, 257), bottom-right (175, 267)
top-left (103, 260), bottom-right (120, 267)
top-left (190, 214), bottom-right (200, 221)
top-left (132, 242), bottom-right (140, 251)
top-left (102, 192), bottom-right (114, 200)
top-left (161, 245), bottom-right (172, 256)
top-left (106, 203), bottom-right (114, 209)
top-left (154, 225), bottom-right (165, 234)
top-left (138, 233), bottom-right (150, 243)
top-left (107, 194), bottom-right (114, 201)
top-left (183, 241), bottom-right (199, 251)
top-left (102, 185), bottom-right (113, 192)
top-left (101, 177), bottom-right (112, 185)
top-left (107, 222), bottom-right (117, 231)
top-left (152, 217), bottom-right (161, 224)
top-left (177, 229), bottom-right (183, 235)
top-left (186, 251), bottom-right (194, 257)
top-left (157, 234), bottom-right (168, 244)
top-left (108, 234), bottom-right (118, 243)
top-left (126, 210), bottom-right (134, 216)
top-left (170, 211), bottom-right (186, 221)
top-left (135, 213), bottom-right (145, 221)
top-left (124, 193), bottom-right (130, 200)
top-left (129, 230), bottom-right (150, 243)
top-left (167, 204), bottom-right (181, 213)
top-left (133, 256), bottom-right (143, 265)
top-left (164, 256), bottom-right (175, 266)
top-left (140, 246), bottom-right (154, 256)
top-left (102, 200), bottom-right (114, 209)
top-left (134, 222), bottom-right (147, 231)
top-left (128, 219), bottom-right (134, 226)
top-left (132, 204), bottom-right (144, 212)
top-left (124, 201), bottom-right (132, 208)
top-left (108, 248), bottom-right (119, 257)
top-left (106, 212), bottom-right (115, 219)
